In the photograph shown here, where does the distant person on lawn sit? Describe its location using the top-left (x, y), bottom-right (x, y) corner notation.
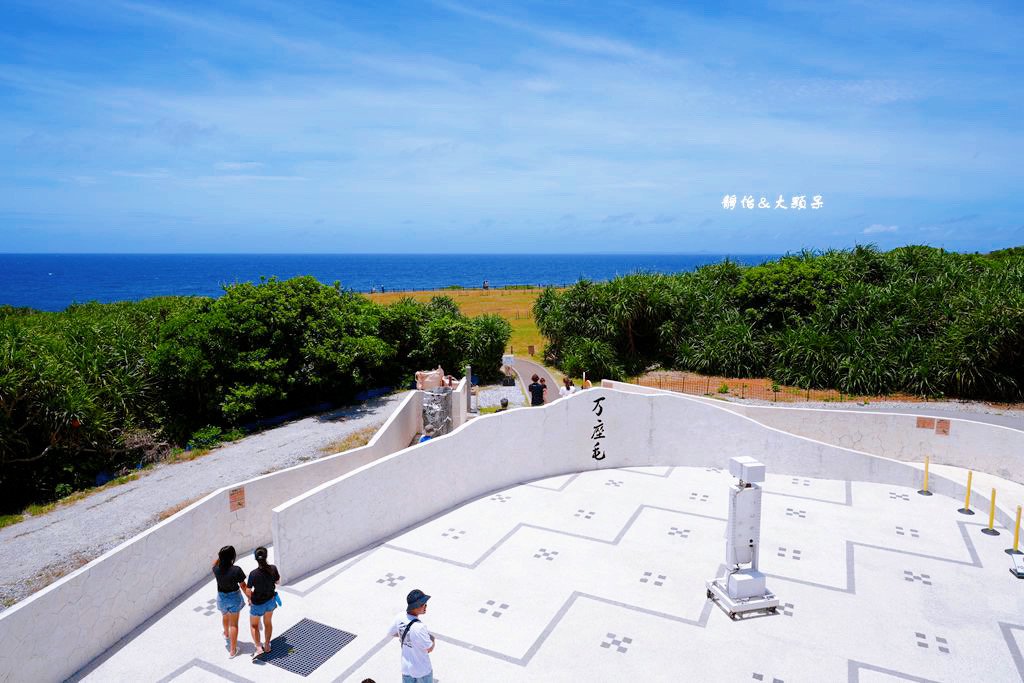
top-left (388, 589), bottom-right (436, 683)
top-left (212, 545), bottom-right (252, 658)
top-left (528, 374), bottom-right (545, 406)
top-left (247, 546), bottom-right (281, 657)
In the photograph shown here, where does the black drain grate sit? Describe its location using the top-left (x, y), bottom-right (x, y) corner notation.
top-left (258, 618), bottom-right (357, 677)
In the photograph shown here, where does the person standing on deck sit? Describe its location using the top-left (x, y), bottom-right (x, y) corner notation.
top-left (388, 589), bottom-right (436, 683)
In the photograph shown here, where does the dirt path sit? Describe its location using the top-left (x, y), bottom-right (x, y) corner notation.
top-left (0, 392), bottom-right (409, 612)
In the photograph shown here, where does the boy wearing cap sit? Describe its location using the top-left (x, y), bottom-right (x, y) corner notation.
top-left (388, 589), bottom-right (435, 683)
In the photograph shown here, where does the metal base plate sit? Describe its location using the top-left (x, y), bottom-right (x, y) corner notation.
top-left (258, 618), bottom-right (357, 677)
top-left (706, 577), bottom-right (779, 620)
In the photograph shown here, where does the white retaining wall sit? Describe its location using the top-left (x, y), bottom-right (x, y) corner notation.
top-left (451, 377), bottom-right (468, 429)
top-left (602, 380), bottom-right (1024, 485)
top-left (272, 388), bottom-right (1015, 583)
top-left (0, 391), bottom-right (423, 683)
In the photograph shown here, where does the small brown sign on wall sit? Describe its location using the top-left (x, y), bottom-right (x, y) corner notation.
top-left (916, 416), bottom-right (936, 429)
top-left (229, 487), bottom-right (246, 511)
top-left (935, 419), bottom-right (951, 436)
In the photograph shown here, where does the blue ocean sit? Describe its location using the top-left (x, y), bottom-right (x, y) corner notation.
top-left (0, 253), bottom-right (780, 312)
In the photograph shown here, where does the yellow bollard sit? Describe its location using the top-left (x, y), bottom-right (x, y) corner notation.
top-left (1008, 505), bottom-right (1022, 555)
top-left (917, 456), bottom-right (933, 496)
top-left (958, 471), bottom-right (974, 515)
top-left (981, 488), bottom-right (1000, 536)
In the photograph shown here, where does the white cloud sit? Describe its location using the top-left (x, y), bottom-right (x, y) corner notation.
top-left (191, 174), bottom-right (307, 186)
top-left (112, 169), bottom-right (171, 178)
top-left (433, 1), bottom-right (662, 62)
top-left (863, 224), bottom-right (899, 234)
top-left (214, 161), bottom-right (264, 171)
top-left (4, 0), bottom-right (1022, 253)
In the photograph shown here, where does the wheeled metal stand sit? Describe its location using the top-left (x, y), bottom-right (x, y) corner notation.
top-left (705, 457), bottom-right (780, 619)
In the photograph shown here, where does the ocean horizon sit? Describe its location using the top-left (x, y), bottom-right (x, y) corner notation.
top-left (0, 253), bottom-right (781, 312)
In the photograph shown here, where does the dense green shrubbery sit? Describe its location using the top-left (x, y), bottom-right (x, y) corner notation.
top-left (0, 277), bottom-right (509, 512)
top-left (536, 245), bottom-right (1024, 400)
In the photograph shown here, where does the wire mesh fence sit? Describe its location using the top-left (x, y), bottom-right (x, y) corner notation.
top-left (636, 370), bottom-right (860, 404)
top-left (362, 283), bottom-right (571, 295)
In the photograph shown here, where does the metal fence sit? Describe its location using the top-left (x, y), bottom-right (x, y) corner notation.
top-left (636, 371), bottom-right (860, 404)
top-left (362, 283), bottom-right (572, 295)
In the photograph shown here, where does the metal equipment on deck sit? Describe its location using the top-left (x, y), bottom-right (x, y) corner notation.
top-left (706, 456), bottom-right (780, 619)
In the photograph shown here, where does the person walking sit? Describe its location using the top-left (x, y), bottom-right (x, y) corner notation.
top-left (559, 377), bottom-right (576, 397)
top-left (247, 546), bottom-right (281, 657)
top-left (539, 377), bottom-right (548, 402)
top-left (528, 374), bottom-right (544, 406)
top-left (388, 589), bottom-right (435, 683)
top-left (212, 545), bottom-right (251, 658)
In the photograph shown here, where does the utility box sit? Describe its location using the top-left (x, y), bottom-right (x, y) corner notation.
top-left (728, 455), bottom-right (766, 483)
top-left (728, 570), bottom-right (768, 599)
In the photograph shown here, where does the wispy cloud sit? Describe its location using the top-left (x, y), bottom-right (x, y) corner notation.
top-left (433, 1), bottom-right (663, 62)
top-left (112, 169), bottom-right (171, 179)
top-left (863, 224), bottom-right (899, 234)
top-left (192, 175), bottom-right (307, 185)
top-left (214, 161), bottom-right (264, 171)
top-left (0, 1), bottom-right (1021, 253)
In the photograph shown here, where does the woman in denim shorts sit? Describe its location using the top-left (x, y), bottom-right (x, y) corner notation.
top-left (247, 546), bottom-right (282, 657)
top-left (212, 546), bottom-right (251, 658)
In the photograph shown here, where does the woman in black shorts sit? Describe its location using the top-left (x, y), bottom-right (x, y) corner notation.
top-left (212, 545), bottom-right (251, 658)
top-left (247, 546), bottom-right (282, 656)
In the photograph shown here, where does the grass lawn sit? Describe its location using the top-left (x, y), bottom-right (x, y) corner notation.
top-left (367, 287), bottom-right (549, 357)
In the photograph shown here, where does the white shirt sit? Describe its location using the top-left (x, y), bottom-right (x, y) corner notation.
top-left (388, 611), bottom-right (433, 677)
top-left (559, 385), bottom-right (577, 397)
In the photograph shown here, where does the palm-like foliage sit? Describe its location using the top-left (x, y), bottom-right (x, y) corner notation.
top-left (0, 279), bottom-right (511, 512)
top-left (535, 245), bottom-right (1024, 401)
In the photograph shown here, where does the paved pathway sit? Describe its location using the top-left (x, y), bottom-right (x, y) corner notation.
top-left (809, 402), bottom-right (1024, 431)
top-left (74, 466), bottom-right (1024, 682)
top-left (510, 356), bottom-right (559, 404)
top-left (0, 394), bottom-right (408, 611)
top-left (689, 393), bottom-right (1024, 431)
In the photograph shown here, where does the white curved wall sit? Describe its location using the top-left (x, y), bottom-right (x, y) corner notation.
top-left (0, 390), bottom-right (423, 683)
top-left (602, 380), bottom-right (1024, 485)
top-left (272, 388), bottom-right (1013, 583)
top-left (4, 383), bottom-right (1016, 683)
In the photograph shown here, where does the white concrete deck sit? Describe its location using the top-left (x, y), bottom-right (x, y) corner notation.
top-left (73, 467), bottom-right (1024, 682)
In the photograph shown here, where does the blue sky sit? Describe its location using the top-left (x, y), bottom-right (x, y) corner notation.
top-left (1, 0), bottom-right (1022, 253)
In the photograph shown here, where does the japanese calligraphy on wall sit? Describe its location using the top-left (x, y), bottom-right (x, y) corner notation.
top-left (721, 194), bottom-right (823, 210)
top-left (591, 396), bottom-right (607, 461)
